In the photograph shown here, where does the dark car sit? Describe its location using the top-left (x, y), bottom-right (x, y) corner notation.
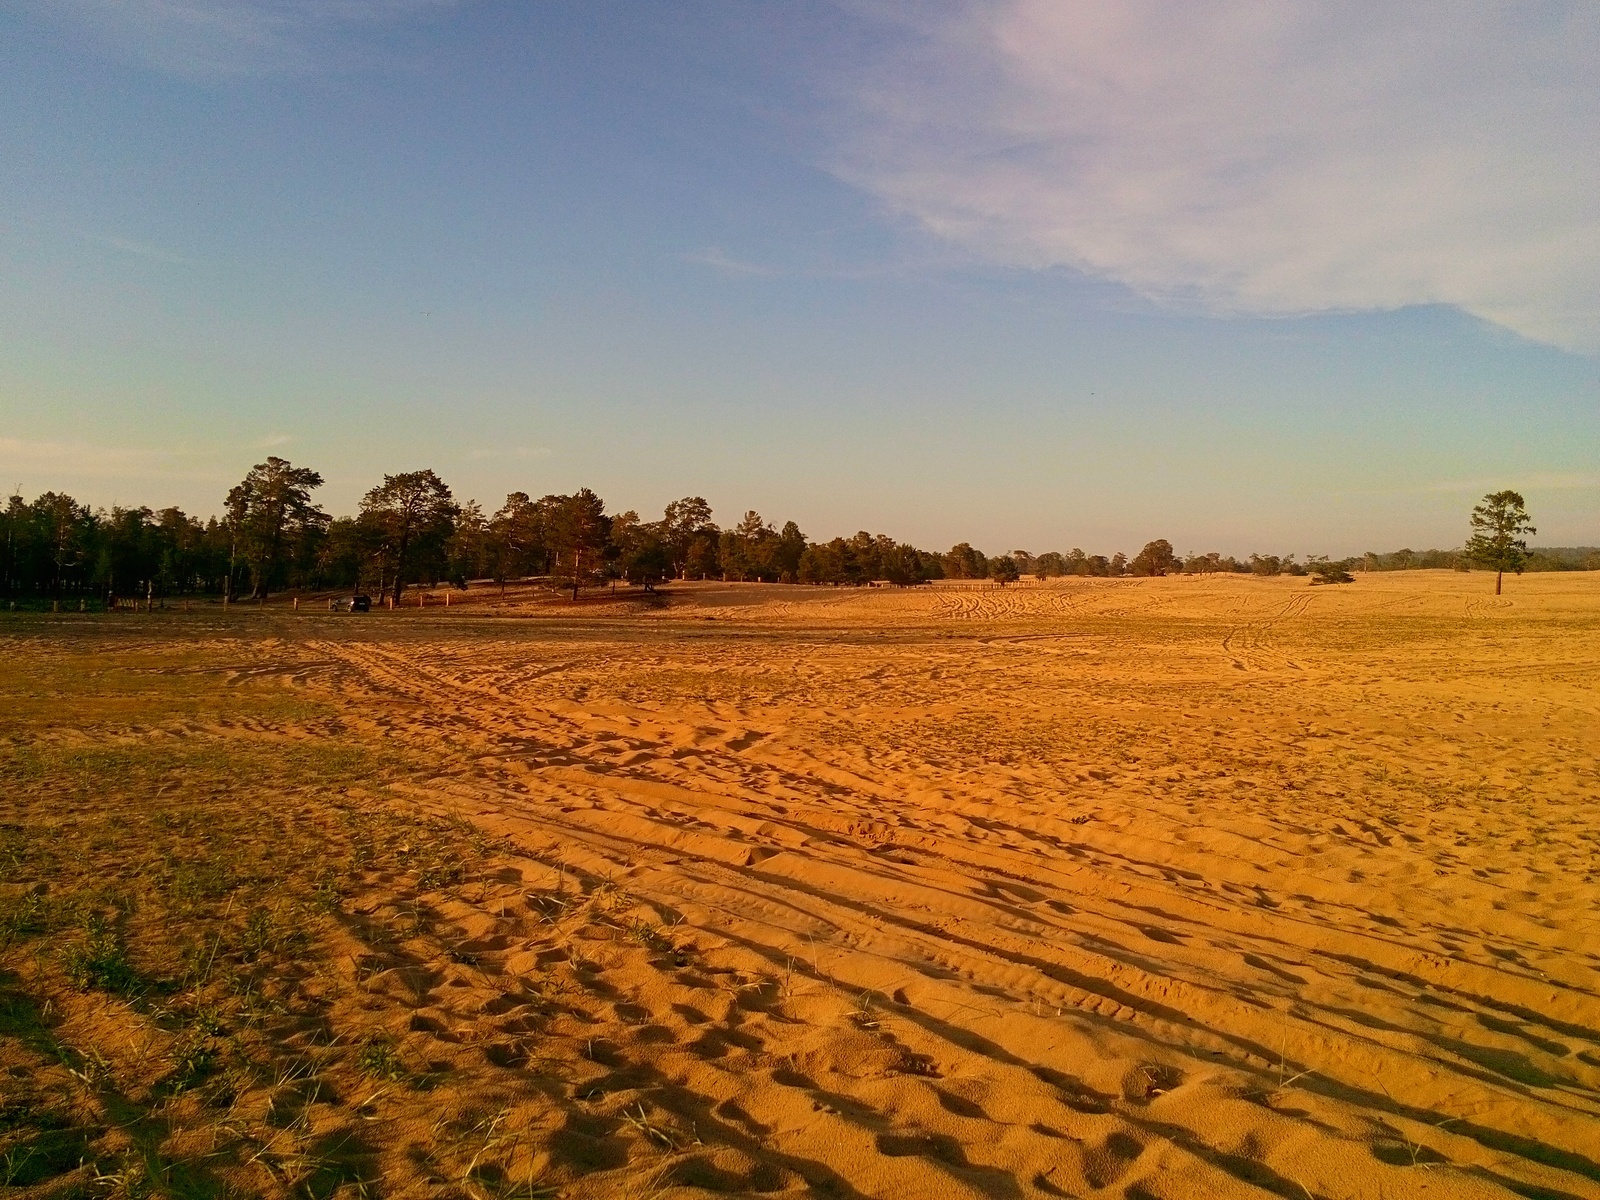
top-left (350, 594), bottom-right (372, 613)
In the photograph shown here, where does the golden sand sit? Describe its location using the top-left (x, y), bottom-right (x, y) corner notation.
top-left (3, 571), bottom-right (1597, 1198)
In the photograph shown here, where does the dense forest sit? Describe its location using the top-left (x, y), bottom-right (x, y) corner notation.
top-left (2, 458), bottom-right (1595, 604)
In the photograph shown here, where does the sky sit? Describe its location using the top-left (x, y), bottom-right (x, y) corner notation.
top-left (1, 0), bottom-right (1597, 557)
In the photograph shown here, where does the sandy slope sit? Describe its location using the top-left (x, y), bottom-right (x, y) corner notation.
top-left (262, 571), bottom-right (1600, 1199)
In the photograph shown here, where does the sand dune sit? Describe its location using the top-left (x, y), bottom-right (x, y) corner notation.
top-left (4, 572), bottom-right (1598, 1198)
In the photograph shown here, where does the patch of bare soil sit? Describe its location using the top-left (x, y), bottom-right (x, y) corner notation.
top-left (3, 571), bottom-right (1598, 1198)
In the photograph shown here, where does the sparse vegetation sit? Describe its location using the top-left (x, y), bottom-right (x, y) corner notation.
top-left (0, 640), bottom-right (768, 1197)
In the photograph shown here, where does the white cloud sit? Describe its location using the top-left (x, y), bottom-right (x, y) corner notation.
top-left (834, 1), bottom-right (1600, 351)
top-left (25, 0), bottom-right (461, 76)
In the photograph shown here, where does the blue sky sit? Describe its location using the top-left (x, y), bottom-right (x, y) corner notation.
top-left (2, 1), bottom-right (1597, 556)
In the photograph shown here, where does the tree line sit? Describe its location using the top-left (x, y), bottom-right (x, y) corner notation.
top-left (0, 463), bottom-right (1583, 604)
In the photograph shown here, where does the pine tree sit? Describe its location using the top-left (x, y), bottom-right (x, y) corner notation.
top-left (224, 458), bottom-right (327, 599)
top-left (1465, 491), bottom-right (1535, 595)
top-left (359, 470), bottom-right (457, 605)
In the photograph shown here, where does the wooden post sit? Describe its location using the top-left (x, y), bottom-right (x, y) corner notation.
top-left (293, 596), bottom-right (299, 611)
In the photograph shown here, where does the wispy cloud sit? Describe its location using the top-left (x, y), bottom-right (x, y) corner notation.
top-left (24, 0), bottom-right (463, 77)
top-left (91, 233), bottom-right (199, 265)
top-left (683, 247), bottom-right (781, 278)
top-left (833, 2), bottom-right (1600, 352)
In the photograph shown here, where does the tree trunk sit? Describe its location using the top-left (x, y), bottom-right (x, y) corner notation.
top-left (1496, 570), bottom-right (1503, 595)
top-left (391, 528), bottom-right (411, 606)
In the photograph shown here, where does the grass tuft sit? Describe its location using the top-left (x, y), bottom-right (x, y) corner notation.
top-left (62, 916), bottom-right (140, 995)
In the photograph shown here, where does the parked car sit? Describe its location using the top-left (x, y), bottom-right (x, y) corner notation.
top-left (350, 594), bottom-right (371, 613)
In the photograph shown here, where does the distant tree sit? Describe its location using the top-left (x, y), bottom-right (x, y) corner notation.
top-left (151, 506), bottom-right (211, 594)
top-left (1130, 539), bottom-right (1178, 577)
top-left (722, 510), bottom-right (776, 581)
top-left (877, 539), bottom-right (934, 585)
top-left (663, 497), bottom-right (717, 579)
top-left (316, 516), bottom-right (378, 592)
top-left (446, 500), bottom-right (489, 586)
top-left (359, 470), bottom-right (458, 605)
top-left (1249, 554), bottom-right (1282, 577)
top-left (222, 457), bottom-right (324, 598)
top-left (615, 518), bottom-right (672, 592)
top-left (1307, 556), bottom-right (1355, 585)
top-left (1109, 552), bottom-right (1127, 576)
top-left (488, 492), bottom-right (550, 584)
top-left (223, 458), bottom-right (327, 600)
top-left (684, 535), bottom-right (719, 580)
top-left (1466, 490), bottom-right (1536, 595)
top-left (607, 509), bottom-right (642, 579)
top-left (1034, 551), bottom-right (1066, 578)
top-left (37, 492), bottom-right (93, 598)
top-left (548, 488), bottom-right (610, 600)
top-left (797, 540), bottom-right (840, 584)
top-left (989, 555), bottom-right (1020, 585)
top-left (944, 542), bottom-right (988, 580)
top-left (773, 521), bottom-right (807, 583)
top-left (853, 532), bottom-right (885, 583)
top-left (95, 506), bottom-right (157, 600)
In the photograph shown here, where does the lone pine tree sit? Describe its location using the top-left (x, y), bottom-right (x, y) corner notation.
top-left (1465, 490), bottom-right (1535, 595)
